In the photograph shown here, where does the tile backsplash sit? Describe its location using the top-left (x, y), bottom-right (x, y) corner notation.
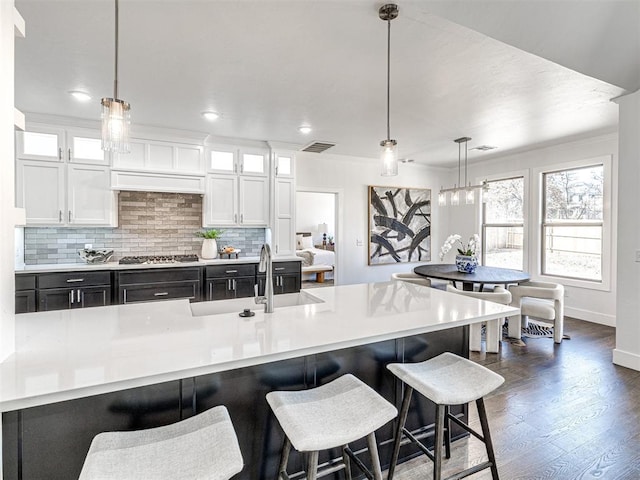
top-left (24, 191), bottom-right (265, 264)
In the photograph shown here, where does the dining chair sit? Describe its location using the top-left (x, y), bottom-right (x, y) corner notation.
top-left (391, 272), bottom-right (431, 287)
top-left (446, 284), bottom-right (512, 353)
top-left (508, 281), bottom-right (565, 343)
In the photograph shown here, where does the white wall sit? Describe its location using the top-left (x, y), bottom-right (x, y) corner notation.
top-left (1, 1), bottom-right (18, 362)
top-left (296, 153), bottom-right (451, 285)
top-left (462, 132), bottom-right (619, 325)
top-left (295, 191), bottom-right (335, 245)
top-left (614, 90), bottom-right (640, 371)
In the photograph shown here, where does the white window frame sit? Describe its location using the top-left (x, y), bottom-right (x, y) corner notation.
top-left (532, 155), bottom-right (612, 291)
top-left (480, 173), bottom-right (528, 272)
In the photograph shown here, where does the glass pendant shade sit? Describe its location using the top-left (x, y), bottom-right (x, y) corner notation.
top-left (380, 139), bottom-right (398, 176)
top-left (451, 190), bottom-right (460, 206)
top-left (101, 97), bottom-right (131, 153)
top-left (465, 188), bottom-right (475, 204)
top-left (438, 191), bottom-right (447, 206)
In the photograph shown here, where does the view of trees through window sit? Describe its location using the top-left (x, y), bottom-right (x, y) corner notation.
top-left (482, 177), bottom-right (524, 270)
top-left (543, 164), bottom-right (603, 281)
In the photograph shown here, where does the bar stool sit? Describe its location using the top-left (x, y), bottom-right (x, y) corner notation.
top-left (79, 405), bottom-right (243, 480)
top-left (387, 352), bottom-right (504, 480)
top-left (266, 373), bottom-right (397, 480)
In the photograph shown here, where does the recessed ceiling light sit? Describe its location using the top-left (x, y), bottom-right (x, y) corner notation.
top-left (202, 111), bottom-right (220, 121)
top-left (69, 91), bottom-right (91, 102)
top-left (471, 145), bottom-right (498, 151)
top-left (298, 125), bottom-right (312, 134)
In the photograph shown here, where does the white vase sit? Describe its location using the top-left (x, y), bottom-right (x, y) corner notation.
top-left (201, 238), bottom-right (218, 259)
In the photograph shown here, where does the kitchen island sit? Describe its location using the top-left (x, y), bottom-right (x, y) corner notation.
top-left (0, 281), bottom-right (518, 479)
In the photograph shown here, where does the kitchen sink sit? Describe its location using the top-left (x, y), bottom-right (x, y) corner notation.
top-left (190, 290), bottom-right (324, 316)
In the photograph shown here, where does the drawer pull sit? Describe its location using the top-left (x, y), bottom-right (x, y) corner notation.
top-left (225, 270), bottom-right (238, 273)
top-left (274, 267), bottom-right (285, 271)
top-left (154, 292), bottom-right (169, 297)
top-left (66, 278), bottom-right (85, 283)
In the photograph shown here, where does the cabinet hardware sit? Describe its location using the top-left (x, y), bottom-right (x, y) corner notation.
top-left (68, 210), bottom-right (72, 222)
top-left (240, 213), bottom-right (244, 223)
top-left (232, 279), bottom-right (236, 290)
top-left (240, 162), bottom-right (244, 174)
top-left (209, 283), bottom-right (213, 300)
top-left (234, 213), bottom-right (237, 223)
top-left (123, 289), bottom-right (127, 304)
top-left (154, 292), bottom-right (169, 297)
top-left (68, 148), bottom-right (72, 161)
top-left (80, 290), bottom-right (84, 307)
top-left (225, 270), bottom-right (238, 274)
top-left (234, 163), bottom-right (238, 173)
top-left (275, 267), bottom-right (285, 271)
top-left (66, 278), bottom-right (85, 283)
top-left (58, 147), bottom-right (63, 160)
top-left (70, 289), bottom-right (74, 304)
top-left (275, 165), bottom-right (279, 176)
top-left (59, 210), bottom-right (63, 222)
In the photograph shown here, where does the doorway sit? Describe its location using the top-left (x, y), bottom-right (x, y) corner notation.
top-left (295, 188), bottom-right (342, 287)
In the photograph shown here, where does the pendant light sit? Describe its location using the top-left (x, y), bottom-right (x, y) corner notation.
top-left (379, 4), bottom-right (399, 176)
top-left (101, 0), bottom-right (131, 153)
top-left (438, 137), bottom-right (488, 206)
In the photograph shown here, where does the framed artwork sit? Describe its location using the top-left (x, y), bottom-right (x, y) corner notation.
top-left (368, 185), bottom-right (431, 265)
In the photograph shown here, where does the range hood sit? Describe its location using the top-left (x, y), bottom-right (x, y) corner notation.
top-left (111, 170), bottom-right (205, 194)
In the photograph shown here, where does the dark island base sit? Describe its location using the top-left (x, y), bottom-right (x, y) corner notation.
top-left (2, 327), bottom-right (469, 479)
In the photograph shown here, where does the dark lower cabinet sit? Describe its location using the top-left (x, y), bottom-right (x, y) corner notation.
top-left (258, 261), bottom-right (301, 295)
top-left (37, 271), bottom-right (112, 312)
top-left (15, 274), bottom-right (37, 314)
top-left (117, 268), bottom-right (201, 304)
top-left (205, 264), bottom-right (256, 301)
top-left (1, 327), bottom-right (468, 480)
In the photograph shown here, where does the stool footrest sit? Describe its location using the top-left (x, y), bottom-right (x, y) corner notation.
top-left (447, 412), bottom-right (485, 443)
top-left (344, 446), bottom-right (375, 480)
top-left (443, 460), bottom-right (494, 480)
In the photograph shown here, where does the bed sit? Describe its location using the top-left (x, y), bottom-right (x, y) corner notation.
top-left (296, 232), bottom-right (335, 283)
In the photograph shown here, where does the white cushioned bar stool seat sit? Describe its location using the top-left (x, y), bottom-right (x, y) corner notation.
top-left (79, 405), bottom-right (243, 480)
top-left (387, 352), bottom-right (505, 480)
top-left (266, 373), bottom-right (397, 480)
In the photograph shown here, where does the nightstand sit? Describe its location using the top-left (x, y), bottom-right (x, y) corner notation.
top-left (314, 244), bottom-right (335, 251)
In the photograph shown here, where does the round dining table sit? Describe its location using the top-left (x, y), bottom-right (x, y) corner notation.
top-left (413, 264), bottom-right (530, 291)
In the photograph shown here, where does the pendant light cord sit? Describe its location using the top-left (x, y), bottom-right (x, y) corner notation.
top-left (114, 0), bottom-right (119, 99)
top-left (464, 139), bottom-right (468, 187)
top-left (386, 18), bottom-right (391, 141)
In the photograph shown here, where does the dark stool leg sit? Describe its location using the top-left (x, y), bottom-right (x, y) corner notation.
top-left (306, 451), bottom-right (319, 480)
top-left (433, 404), bottom-right (446, 480)
top-left (476, 397), bottom-right (499, 480)
top-left (366, 432), bottom-right (383, 480)
top-left (387, 386), bottom-right (413, 480)
top-left (444, 405), bottom-right (451, 459)
top-left (278, 436), bottom-right (291, 479)
top-left (342, 445), bottom-right (352, 480)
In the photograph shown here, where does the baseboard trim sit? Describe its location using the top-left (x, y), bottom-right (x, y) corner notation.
top-left (564, 306), bottom-right (615, 327)
top-left (613, 349), bottom-right (640, 372)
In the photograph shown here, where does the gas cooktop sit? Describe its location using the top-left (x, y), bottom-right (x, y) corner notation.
top-left (118, 255), bottom-right (199, 265)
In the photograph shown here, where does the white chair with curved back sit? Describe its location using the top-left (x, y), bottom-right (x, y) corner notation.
top-left (391, 272), bottom-right (431, 287)
top-left (446, 284), bottom-right (512, 353)
top-left (508, 281), bottom-right (565, 343)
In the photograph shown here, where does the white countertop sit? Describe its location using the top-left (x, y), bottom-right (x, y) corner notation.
top-left (0, 282), bottom-right (519, 412)
top-left (15, 256), bottom-right (301, 274)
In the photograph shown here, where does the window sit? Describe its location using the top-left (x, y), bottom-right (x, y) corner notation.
top-left (482, 177), bottom-right (525, 270)
top-left (542, 164), bottom-right (604, 282)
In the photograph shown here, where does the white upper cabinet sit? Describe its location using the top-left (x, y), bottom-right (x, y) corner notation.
top-left (271, 149), bottom-right (296, 255)
top-left (67, 164), bottom-right (116, 225)
top-left (66, 128), bottom-right (109, 165)
top-left (16, 160), bottom-right (65, 224)
top-left (112, 138), bottom-right (204, 175)
top-left (274, 152), bottom-right (294, 178)
top-left (16, 126), bottom-right (64, 162)
top-left (239, 176), bottom-right (269, 225)
top-left (207, 146), bottom-right (268, 176)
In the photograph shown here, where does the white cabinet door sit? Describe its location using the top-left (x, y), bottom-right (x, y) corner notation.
top-left (16, 160), bottom-right (65, 225)
top-left (113, 140), bottom-right (147, 170)
top-left (239, 176), bottom-right (269, 226)
top-left (205, 174), bottom-right (238, 226)
top-left (207, 146), bottom-right (237, 174)
top-left (114, 139), bottom-right (204, 174)
top-left (16, 126), bottom-right (64, 162)
top-left (176, 145), bottom-right (203, 173)
top-left (66, 128), bottom-right (110, 165)
top-left (68, 165), bottom-right (116, 225)
top-left (274, 177), bottom-right (295, 255)
top-left (274, 151), bottom-right (295, 178)
top-left (240, 149), bottom-right (268, 176)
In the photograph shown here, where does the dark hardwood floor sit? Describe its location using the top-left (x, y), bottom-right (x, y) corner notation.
top-left (390, 317), bottom-right (640, 480)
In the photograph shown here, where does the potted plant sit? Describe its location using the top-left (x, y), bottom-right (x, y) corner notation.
top-left (196, 229), bottom-right (223, 259)
top-left (439, 234), bottom-right (480, 273)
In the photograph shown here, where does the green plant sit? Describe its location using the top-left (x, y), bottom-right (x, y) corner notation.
top-left (195, 229), bottom-right (223, 239)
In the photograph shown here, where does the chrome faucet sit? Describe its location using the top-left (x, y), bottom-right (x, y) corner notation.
top-left (255, 243), bottom-right (274, 313)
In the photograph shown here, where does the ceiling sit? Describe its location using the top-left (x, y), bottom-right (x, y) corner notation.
top-left (14, 0), bottom-right (639, 167)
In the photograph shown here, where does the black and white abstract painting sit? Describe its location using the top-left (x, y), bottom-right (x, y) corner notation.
top-left (368, 186), bottom-right (431, 265)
